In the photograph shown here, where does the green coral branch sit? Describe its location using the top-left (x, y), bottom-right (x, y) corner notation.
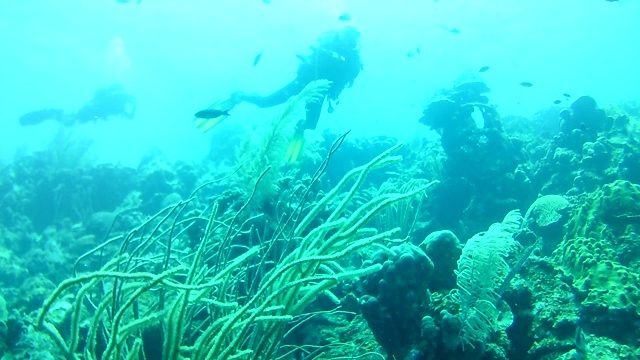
top-left (37, 138), bottom-right (437, 360)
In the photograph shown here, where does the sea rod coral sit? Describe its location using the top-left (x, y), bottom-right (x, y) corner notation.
top-left (36, 138), bottom-right (437, 359)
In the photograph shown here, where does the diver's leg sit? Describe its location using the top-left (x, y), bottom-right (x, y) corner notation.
top-left (301, 96), bottom-right (325, 130)
top-left (286, 95), bottom-right (324, 163)
top-left (238, 79), bottom-right (306, 108)
top-left (18, 108), bottom-right (65, 126)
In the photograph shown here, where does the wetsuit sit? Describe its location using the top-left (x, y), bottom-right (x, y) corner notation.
top-left (18, 85), bottom-right (136, 126)
top-left (240, 30), bottom-right (362, 130)
top-left (77, 85), bottom-right (137, 123)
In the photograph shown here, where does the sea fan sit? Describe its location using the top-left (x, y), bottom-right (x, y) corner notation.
top-left (450, 210), bottom-right (521, 351)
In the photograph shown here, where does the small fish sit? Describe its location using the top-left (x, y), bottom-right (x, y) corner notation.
top-left (562, 93), bottom-right (571, 98)
top-left (408, 47), bottom-right (422, 57)
top-left (519, 82), bottom-right (533, 87)
top-left (253, 51), bottom-right (263, 66)
top-left (195, 109), bottom-right (230, 119)
top-left (554, 100), bottom-right (562, 105)
top-left (479, 66), bottom-right (490, 73)
top-left (439, 24), bottom-right (460, 34)
top-left (338, 13), bottom-right (352, 22)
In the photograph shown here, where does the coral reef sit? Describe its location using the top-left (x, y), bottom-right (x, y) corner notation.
top-left (2, 92), bottom-right (640, 359)
top-left (419, 81), bottom-right (533, 236)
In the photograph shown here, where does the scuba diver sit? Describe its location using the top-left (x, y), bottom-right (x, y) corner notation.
top-left (195, 26), bottom-right (363, 161)
top-left (18, 84), bottom-right (136, 126)
top-left (75, 84), bottom-right (136, 123)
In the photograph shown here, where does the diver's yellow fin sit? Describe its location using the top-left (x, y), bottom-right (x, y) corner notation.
top-left (194, 115), bottom-right (229, 133)
top-left (193, 97), bottom-right (237, 133)
top-left (285, 132), bottom-right (305, 163)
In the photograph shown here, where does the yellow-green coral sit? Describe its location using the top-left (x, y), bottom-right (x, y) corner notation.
top-left (36, 142), bottom-right (436, 360)
top-left (554, 180), bottom-right (640, 313)
top-left (566, 180), bottom-right (640, 239)
top-left (573, 261), bottom-right (639, 310)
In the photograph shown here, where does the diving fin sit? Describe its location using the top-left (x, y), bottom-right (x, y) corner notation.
top-left (193, 97), bottom-right (238, 133)
top-left (194, 115), bottom-right (229, 133)
top-left (285, 131), bottom-right (305, 163)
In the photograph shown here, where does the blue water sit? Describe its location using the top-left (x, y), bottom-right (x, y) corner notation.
top-left (1, 0), bottom-right (638, 165)
top-left (3, 1), bottom-right (640, 358)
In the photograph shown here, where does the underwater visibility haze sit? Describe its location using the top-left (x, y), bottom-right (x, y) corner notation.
top-left (1, 0), bottom-right (640, 359)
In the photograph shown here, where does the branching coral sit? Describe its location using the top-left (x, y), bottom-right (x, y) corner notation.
top-left (36, 137), bottom-right (436, 359)
top-left (370, 178), bottom-right (434, 238)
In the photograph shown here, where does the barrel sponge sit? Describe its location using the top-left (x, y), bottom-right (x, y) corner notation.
top-left (420, 230), bottom-right (462, 292)
top-left (358, 243), bottom-right (434, 359)
top-left (379, 243), bottom-right (434, 301)
top-left (360, 243), bottom-right (434, 298)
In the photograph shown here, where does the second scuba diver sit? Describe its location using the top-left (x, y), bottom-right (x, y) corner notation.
top-left (18, 84), bottom-right (136, 126)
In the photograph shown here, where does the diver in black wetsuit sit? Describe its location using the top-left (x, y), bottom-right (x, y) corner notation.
top-left (18, 84), bottom-right (136, 126)
top-left (76, 84), bottom-right (136, 123)
top-left (233, 26), bottom-right (363, 133)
